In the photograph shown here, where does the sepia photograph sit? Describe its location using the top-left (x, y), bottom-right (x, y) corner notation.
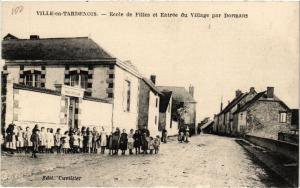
top-left (0, 1), bottom-right (299, 187)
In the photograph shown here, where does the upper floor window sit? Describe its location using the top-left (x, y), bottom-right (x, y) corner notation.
top-left (155, 98), bottom-right (158, 108)
top-left (24, 70), bottom-right (41, 87)
top-left (279, 112), bottom-right (287, 123)
top-left (123, 80), bottom-right (131, 112)
top-left (70, 70), bottom-right (88, 89)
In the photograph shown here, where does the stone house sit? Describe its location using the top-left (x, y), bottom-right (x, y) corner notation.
top-left (137, 75), bottom-right (161, 136)
top-left (214, 87), bottom-right (257, 135)
top-left (157, 85), bottom-right (197, 135)
top-left (233, 87), bottom-right (292, 139)
top-left (1, 34), bottom-right (142, 133)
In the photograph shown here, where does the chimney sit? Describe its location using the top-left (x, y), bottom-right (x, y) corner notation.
top-left (235, 90), bottom-right (242, 97)
top-left (267, 87), bottom-right (274, 98)
top-left (249, 87), bottom-right (255, 94)
top-left (220, 102), bottom-right (223, 112)
top-left (150, 75), bottom-right (156, 84)
top-left (189, 85), bottom-right (194, 97)
top-left (30, 35), bottom-right (39, 40)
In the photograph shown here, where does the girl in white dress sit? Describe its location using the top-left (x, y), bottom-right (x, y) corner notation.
top-left (100, 126), bottom-right (107, 154)
top-left (62, 131), bottom-right (70, 154)
top-left (40, 127), bottom-right (47, 153)
top-left (46, 128), bottom-right (54, 153)
top-left (16, 126), bottom-right (24, 153)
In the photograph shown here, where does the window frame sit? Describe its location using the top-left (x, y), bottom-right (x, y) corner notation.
top-left (69, 70), bottom-right (89, 89)
top-left (24, 70), bottom-right (42, 88)
top-left (279, 111), bottom-right (287, 123)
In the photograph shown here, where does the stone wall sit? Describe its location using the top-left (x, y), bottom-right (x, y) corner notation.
top-left (246, 101), bottom-right (292, 139)
top-left (137, 79), bottom-right (150, 129)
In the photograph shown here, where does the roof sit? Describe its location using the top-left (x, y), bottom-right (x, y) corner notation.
top-left (142, 78), bottom-right (163, 95)
top-left (159, 90), bottom-right (172, 112)
top-left (219, 93), bottom-right (249, 115)
top-left (157, 86), bottom-right (196, 103)
top-left (201, 120), bottom-right (214, 129)
top-left (2, 35), bottom-right (114, 60)
top-left (233, 91), bottom-right (290, 114)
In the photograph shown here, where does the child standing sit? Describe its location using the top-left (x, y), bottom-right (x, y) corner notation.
top-left (99, 126), bottom-right (107, 154)
top-left (87, 129), bottom-right (93, 153)
top-left (24, 126), bottom-right (32, 153)
top-left (127, 129), bottom-right (134, 155)
top-left (61, 131), bottom-right (70, 154)
top-left (45, 128), bottom-right (53, 153)
top-left (39, 127), bottom-right (47, 153)
top-left (16, 126), bottom-right (24, 153)
top-left (54, 128), bottom-right (62, 153)
top-left (133, 130), bottom-right (141, 155)
top-left (149, 137), bottom-right (154, 154)
top-left (154, 135), bottom-right (161, 154)
top-left (73, 131), bottom-right (79, 153)
top-left (78, 131), bottom-right (83, 153)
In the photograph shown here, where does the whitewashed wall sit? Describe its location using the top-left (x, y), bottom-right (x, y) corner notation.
top-left (80, 99), bottom-right (113, 132)
top-left (147, 91), bottom-right (160, 137)
top-left (112, 66), bottom-right (139, 132)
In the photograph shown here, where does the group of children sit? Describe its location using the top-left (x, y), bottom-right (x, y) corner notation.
top-left (3, 124), bottom-right (161, 157)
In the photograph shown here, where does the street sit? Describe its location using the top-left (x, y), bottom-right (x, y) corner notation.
top-left (1, 134), bottom-right (288, 187)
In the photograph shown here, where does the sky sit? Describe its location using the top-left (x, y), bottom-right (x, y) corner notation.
top-left (2, 2), bottom-right (299, 122)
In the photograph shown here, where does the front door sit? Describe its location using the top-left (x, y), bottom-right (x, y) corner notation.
top-left (66, 97), bottom-right (78, 129)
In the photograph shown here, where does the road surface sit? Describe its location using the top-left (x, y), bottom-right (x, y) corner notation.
top-left (1, 134), bottom-right (288, 187)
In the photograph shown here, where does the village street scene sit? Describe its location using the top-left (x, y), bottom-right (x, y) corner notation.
top-left (1, 2), bottom-right (299, 188)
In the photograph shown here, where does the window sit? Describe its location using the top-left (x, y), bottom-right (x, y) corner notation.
top-left (70, 71), bottom-right (88, 89)
top-left (24, 71), bottom-right (41, 87)
top-left (155, 115), bottom-right (157, 125)
top-left (124, 80), bottom-right (131, 112)
top-left (279, 112), bottom-right (287, 123)
top-left (155, 98), bottom-right (158, 107)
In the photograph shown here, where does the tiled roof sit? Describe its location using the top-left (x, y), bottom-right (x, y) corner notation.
top-left (159, 90), bottom-right (172, 112)
top-left (219, 93), bottom-right (249, 115)
top-left (156, 86), bottom-right (196, 103)
top-left (233, 91), bottom-right (266, 114)
top-left (2, 35), bottom-right (114, 60)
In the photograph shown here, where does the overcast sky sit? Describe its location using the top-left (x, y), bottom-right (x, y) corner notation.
top-left (2, 2), bottom-right (299, 122)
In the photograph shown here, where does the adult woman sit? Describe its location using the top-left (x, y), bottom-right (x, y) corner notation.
top-left (112, 127), bottom-right (121, 155)
top-left (119, 129), bottom-right (128, 155)
top-left (5, 124), bottom-right (16, 154)
top-left (54, 128), bottom-right (62, 153)
top-left (99, 126), bottom-right (107, 154)
top-left (133, 130), bottom-right (141, 154)
top-left (30, 125), bottom-right (40, 158)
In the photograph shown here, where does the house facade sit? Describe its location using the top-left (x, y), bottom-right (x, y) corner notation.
top-left (1, 34), bottom-right (141, 133)
top-left (233, 87), bottom-right (292, 139)
top-left (137, 75), bottom-right (161, 136)
top-left (213, 86), bottom-right (292, 139)
top-left (157, 85), bottom-right (197, 135)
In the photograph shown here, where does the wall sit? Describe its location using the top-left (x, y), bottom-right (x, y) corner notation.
top-left (246, 101), bottom-right (292, 139)
top-left (168, 120), bottom-right (179, 136)
top-left (80, 99), bottom-right (112, 132)
top-left (112, 65), bottom-right (140, 132)
top-left (6, 66), bottom-right (20, 84)
top-left (245, 134), bottom-right (298, 161)
top-left (138, 79), bottom-right (150, 129)
top-left (45, 66), bottom-right (65, 90)
top-left (92, 65), bottom-right (110, 99)
top-left (7, 86), bottom-right (64, 131)
top-left (147, 91), bottom-right (160, 136)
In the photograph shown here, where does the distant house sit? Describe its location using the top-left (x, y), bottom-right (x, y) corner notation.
top-left (137, 75), bottom-right (162, 136)
top-left (157, 85), bottom-right (197, 135)
top-left (1, 34), bottom-right (142, 133)
top-left (232, 87), bottom-right (292, 139)
top-left (215, 87), bottom-right (257, 135)
top-left (158, 90), bottom-right (174, 135)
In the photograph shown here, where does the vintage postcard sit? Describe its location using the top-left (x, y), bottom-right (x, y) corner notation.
top-left (0, 1), bottom-right (299, 187)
